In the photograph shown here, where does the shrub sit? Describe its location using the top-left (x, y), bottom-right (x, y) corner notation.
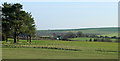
top-left (93, 38), bottom-right (112, 42)
top-left (89, 38), bottom-right (92, 42)
top-left (101, 39), bottom-right (104, 42)
top-left (94, 39), bottom-right (97, 42)
top-left (115, 39), bottom-right (120, 43)
top-left (100, 36), bottom-right (103, 38)
top-left (111, 36), bottom-right (117, 39)
top-left (63, 32), bottom-right (76, 38)
top-left (105, 36), bottom-right (110, 38)
top-left (76, 31), bottom-right (83, 37)
top-left (104, 38), bottom-right (112, 42)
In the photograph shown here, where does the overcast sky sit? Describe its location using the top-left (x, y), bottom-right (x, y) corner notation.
top-left (0, 0), bottom-right (118, 30)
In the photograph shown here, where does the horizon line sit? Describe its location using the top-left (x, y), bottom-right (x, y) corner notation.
top-left (37, 26), bottom-right (119, 30)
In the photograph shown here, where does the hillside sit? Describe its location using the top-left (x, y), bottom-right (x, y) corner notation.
top-left (50, 27), bottom-right (118, 32)
top-left (36, 27), bottom-right (119, 37)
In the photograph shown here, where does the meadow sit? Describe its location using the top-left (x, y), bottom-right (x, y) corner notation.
top-left (70, 37), bottom-right (117, 42)
top-left (1, 2), bottom-right (119, 60)
top-left (36, 27), bottom-right (119, 38)
top-left (2, 27), bottom-right (119, 59)
top-left (2, 39), bottom-right (118, 59)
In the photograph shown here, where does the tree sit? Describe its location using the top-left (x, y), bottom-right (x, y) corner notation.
top-left (101, 39), bottom-right (104, 42)
top-left (100, 36), bottom-right (103, 38)
top-left (61, 32), bottom-right (76, 41)
top-left (105, 36), bottom-right (109, 38)
top-left (104, 38), bottom-right (112, 42)
top-left (115, 39), bottom-right (120, 43)
top-left (76, 31), bottom-right (83, 37)
top-left (2, 3), bottom-right (36, 43)
top-left (21, 12), bottom-right (36, 43)
top-left (52, 33), bottom-right (57, 39)
top-left (65, 32), bottom-right (76, 38)
top-left (89, 38), bottom-right (92, 42)
top-left (2, 3), bottom-right (12, 42)
top-left (111, 36), bottom-right (117, 39)
top-left (9, 3), bottom-right (23, 43)
top-left (94, 39), bottom-right (97, 42)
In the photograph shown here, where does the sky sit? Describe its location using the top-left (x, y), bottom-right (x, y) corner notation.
top-left (0, 0), bottom-right (119, 2)
top-left (0, 0), bottom-right (118, 30)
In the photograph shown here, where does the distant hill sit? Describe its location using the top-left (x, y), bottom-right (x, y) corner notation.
top-left (36, 27), bottom-right (119, 37)
top-left (49, 27), bottom-right (118, 32)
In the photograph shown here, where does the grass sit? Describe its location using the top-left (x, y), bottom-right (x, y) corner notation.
top-left (36, 27), bottom-right (119, 36)
top-left (70, 37), bottom-right (94, 41)
top-left (2, 27), bottom-right (119, 59)
top-left (70, 37), bottom-right (117, 42)
top-left (2, 48), bottom-right (118, 59)
top-left (97, 32), bottom-right (118, 37)
top-left (2, 39), bottom-right (118, 59)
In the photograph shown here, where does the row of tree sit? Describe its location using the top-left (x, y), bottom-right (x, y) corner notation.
top-left (2, 3), bottom-right (36, 43)
top-left (52, 31), bottom-right (119, 42)
top-left (53, 31), bottom-right (83, 40)
top-left (88, 38), bottom-right (112, 42)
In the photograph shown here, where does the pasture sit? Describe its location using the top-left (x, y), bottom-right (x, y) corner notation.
top-left (2, 39), bottom-right (118, 59)
top-left (36, 27), bottom-right (118, 37)
top-left (2, 27), bottom-right (119, 59)
top-left (70, 37), bottom-right (117, 42)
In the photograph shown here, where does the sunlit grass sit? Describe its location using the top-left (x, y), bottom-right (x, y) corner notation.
top-left (2, 39), bottom-right (118, 59)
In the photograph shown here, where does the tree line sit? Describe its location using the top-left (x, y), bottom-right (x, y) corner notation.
top-left (2, 2), bottom-right (36, 43)
top-left (53, 31), bottom-right (83, 40)
top-left (52, 31), bottom-right (119, 42)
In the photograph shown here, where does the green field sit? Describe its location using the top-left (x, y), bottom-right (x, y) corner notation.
top-left (2, 48), bottom-right (118, 59)
top-left (36, 27), bottom-right (119, 37)
top-left (70, 37), bottom-right (117, 42)
top-left (1, 1), bottom-right (119, 60)
top-left (97, 33), bottom-right (118, 37)
top-left (2, 27), bottom-right (119, 59)
top-left (2, 39), bottom-right (118, 59)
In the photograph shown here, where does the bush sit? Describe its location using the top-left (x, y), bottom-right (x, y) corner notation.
top-left (115, 39), bottom-right (120, 43)
top-left (61, 35), bottom-right (68, 41)
top-left (95, 38), bottom-right (101, 42)
top-left (64, 32), bottom-right (76, 38)
top-left (93, 38), bottom-right (112, 42)
top-left (111, 36), bottom-right (117, 39)
top-left (94, 39), bottom-right (97, 42)
top-left (118, 37), bottom-right (120, 39)
top-left (105, 36), bottom-right (110, 38)
top-left (101, 39), bottom-right (104, 42)
top-left (85, 35), bottom-right (89, 37)
top-left (61, 32), bottom-right (76, 41)
top-left (89, 38), bottom-right (92, 42)
top-left (103, 38), bottom-right (112, 42)
top-left (76, 31), bottom-right (83, 37)
top-left (100, 36), bottom-right (103, 38)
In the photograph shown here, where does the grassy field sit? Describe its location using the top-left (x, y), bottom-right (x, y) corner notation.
top-left (2, 48), bottom-right (118, 59)
top-left (70, 37), bottom-right (117, 42)
top-left (2, 27), bottom-right (119, 59)
top-left (2, 39), bottom-right (118, 59)
top-left (97, 32), bottom-right (118, 37)
top-left (36, 27), bottom-right (119, 37)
